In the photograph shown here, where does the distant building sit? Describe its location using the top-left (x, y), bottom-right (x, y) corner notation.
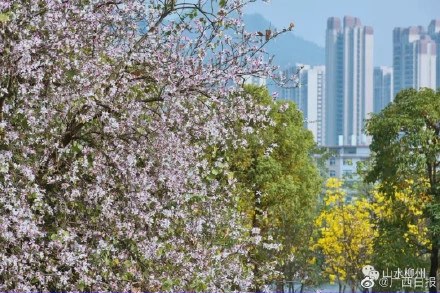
top-left (373, 66), bottom-right (393, 113)
top-left (325, 16), bottom-right (374, 146)
top-left (243, 75), bottom-right (267, 87)
top-left (428, 20), bottom-right (440, 90)
top-left (325, 145), bottom-right (370, 181)
top-left (393, 25), bottom-right (437, 96)
top-left (281, 64), bottom-right (326, 146)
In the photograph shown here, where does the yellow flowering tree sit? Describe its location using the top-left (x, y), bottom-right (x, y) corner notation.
top-left (314, 177), bottom-right (431, 292)
top-left (369, 181), bottom-right (430, 292)
top-left (313, 178), bottom-right (376, 293)
top-left (372, 181), bottom-right (430, 249)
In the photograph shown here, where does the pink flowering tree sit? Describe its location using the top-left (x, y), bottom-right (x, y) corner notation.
top-left (0, 0), bottom-right (295, 291)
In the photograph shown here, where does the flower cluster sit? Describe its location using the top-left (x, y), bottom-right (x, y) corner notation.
top-left (0, 0), bottom-right (282, 291)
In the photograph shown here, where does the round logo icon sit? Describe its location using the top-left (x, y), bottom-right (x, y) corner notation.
top-left (361, 277), bottom-right (374, 289)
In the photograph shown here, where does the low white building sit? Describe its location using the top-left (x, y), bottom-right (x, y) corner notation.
top-left (325, 145), bottom-right (370, 181)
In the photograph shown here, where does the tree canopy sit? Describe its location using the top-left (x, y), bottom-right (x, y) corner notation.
top-left (0, 0), bottom-right (295, 291)
top-left (225, 85), bottom-right (322, 290)
top-left (365, 88), bottom-right (440, 293)
top-left (313, 178), bottom-right (375, 293)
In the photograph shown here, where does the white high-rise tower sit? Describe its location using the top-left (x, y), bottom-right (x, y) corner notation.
top-left (428, 20), bottom-right (440, 90)
top-left (393, 25), bottom-right (437, 96)
top-left (373, 66), bottom-right (393, 113)
top-left (325, 16), bottom-right (374, 146)
top-left (282, 64), bottom-right (326, 146)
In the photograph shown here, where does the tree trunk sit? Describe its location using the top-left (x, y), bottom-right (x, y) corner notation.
top-left (250, 184), bottom-right (263, 292)
top-left (276, 280), bottom-right (284, 293)
top-left (252, 275), bottom-right (260, 293)
top-left (429, 241), bottom-right (438, 293)
top-left (251, 214), bottom-right (260, 293)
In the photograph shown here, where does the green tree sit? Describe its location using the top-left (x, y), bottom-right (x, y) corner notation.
top-left (369, 181), bottom-right (430, 292)
top-left (223, 85), bottom-right (322, 291)
top-left (364, 88), bottom-right (440, 293)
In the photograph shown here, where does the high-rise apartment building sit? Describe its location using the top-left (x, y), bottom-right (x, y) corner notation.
top-left (281, 64), bottom-right (326, 146)
top-left (373, 66), bottom-right (393, 113)
top-left (325, 16), bottom-right (374, 146)
top-left (428, 20), bottom-right (440, 90)
top-left (393, 25), bottom-right (437, 96)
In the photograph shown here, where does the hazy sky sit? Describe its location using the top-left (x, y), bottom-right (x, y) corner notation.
top-left (244, 0), bottom-right (440, 66)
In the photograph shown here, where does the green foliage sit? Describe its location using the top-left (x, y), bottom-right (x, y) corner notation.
top-left (310, 145), bottom-right (333, 180)
top-left (0, 12), bottom-right (10, 22)
top-left (224, 85), bottom-right (322, 288)
top-left (365, 88), bottom-right (440, 224)
top-left (365, 88), bottom-right (440, 291)
top-left (368, 182), bottom-right (431, 292)
top-left (365, 88), bottom-right (440, 194)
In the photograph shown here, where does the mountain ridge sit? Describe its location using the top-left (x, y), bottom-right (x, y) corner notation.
top-left (243, 13), bottom-right (325, 69)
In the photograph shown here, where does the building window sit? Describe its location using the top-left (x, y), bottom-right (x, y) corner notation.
top-left (329, 158), bottom-right (336, 166)
top-left (343, 159), bottom-right (352, 165)
top-left (345, 148), bottom-right (356, 154)
top-left (330, 170), bottom-right (336, 177)
top-left (343, 170), bottom-right (353, 176)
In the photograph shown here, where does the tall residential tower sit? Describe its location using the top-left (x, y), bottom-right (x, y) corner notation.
top-left (282, 64), bottom-right (326, 146)
top-left (325, 16), bottom-right (374, 146)
top-left (393, 25), bottom-right (437, 96)
top-left (428, 20), bottom-right (440, 90)
top-left (373, 66), bottom-right (393, 113)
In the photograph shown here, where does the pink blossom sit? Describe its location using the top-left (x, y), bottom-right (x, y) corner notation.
top-left (0, 0), bottom-right (285, 290)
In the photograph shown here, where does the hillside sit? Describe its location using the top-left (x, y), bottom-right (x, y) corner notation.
top-left (243, 13), bottom-right (325, 69)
